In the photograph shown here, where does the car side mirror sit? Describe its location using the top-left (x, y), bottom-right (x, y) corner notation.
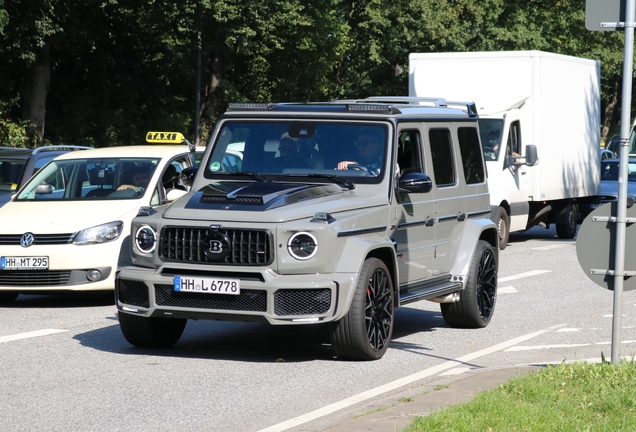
top-left (35, 182), bottom-right (53, 194)
top-left (179, 167), bottom-right (198, 188)
top-left (525, 145), bottom-right (538, 166)
top-left (398, 172), bottom-right (432, 194)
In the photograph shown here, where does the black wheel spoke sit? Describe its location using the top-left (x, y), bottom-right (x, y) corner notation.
top-left (364, 267), bottom-right (393, 352)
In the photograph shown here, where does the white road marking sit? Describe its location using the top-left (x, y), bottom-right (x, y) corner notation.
top-left (505, 343), bottom-right (590, 352)
top-left (499, 270), bottom-right (551, 283)
top-left (594, 340), bottom-right (636, 346)
top-left (533, 244), bottom-right (571, 251)
top-left (498, 286), bottom-right (518, 294)
top-left (0, 329), bottom-right (67, 344)
top-left (557, 328), bottom-right (582, 332)
top-left (256, 323), bottom-right (566, 432)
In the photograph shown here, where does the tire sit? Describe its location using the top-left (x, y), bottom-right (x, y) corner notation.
top-left (118, 312), bottom-right (187, 348)
top-left (329, 258), bottom-right (394, 361)
top-left (0, 291), bottom-right (19, 304)
top-left (491, 206), bottom-right (510, 250)
top-left (556, 204), bottom-right (578, 239)
top-left (441, 240), bottom-right (497, 328)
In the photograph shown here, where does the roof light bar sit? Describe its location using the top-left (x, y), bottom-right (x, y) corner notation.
top-left (227, 103), bottom-right (275, 111)
top-left (346, 104), bottom-right (392, 112)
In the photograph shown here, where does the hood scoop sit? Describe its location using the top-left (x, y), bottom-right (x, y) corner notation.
top-left (187, 181), bottom-right (344, 211)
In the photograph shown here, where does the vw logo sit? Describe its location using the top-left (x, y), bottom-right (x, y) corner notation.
top-left (20, 233), bottom-right (35, 248)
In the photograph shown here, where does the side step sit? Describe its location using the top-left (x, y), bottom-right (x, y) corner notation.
top-left (399, 279), bottom-right (463, 306)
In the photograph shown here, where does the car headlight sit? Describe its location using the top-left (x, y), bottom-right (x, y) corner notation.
top-left (287, 232), bottom-right (318, 260)
top-left (73, 221), bottom-right (123, 245)
top-left (135, 224), bottom-right (157, 254)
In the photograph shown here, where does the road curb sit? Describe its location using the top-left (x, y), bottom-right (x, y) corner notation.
top-left (295, 365), bottom-right (543, 432)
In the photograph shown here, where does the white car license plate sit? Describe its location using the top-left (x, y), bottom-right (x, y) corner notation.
top-left (174, 276), bottom-right (240, 295)
top-left (1, 256), bottom-right (49, 270)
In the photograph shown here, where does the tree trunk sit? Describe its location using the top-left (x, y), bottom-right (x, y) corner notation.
top-left (602, 75), bottom-right (620, 143)
top-left (24, 39), bottom-right (52, 148)
top-left (201, 30), bottom-right (223, 133)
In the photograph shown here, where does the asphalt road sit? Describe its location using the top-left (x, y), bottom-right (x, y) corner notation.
top-left (1, 225), bottom-right (635, 432)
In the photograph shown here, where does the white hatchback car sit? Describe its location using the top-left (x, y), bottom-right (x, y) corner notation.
top-left (0, 134), bottom-right (204, 303)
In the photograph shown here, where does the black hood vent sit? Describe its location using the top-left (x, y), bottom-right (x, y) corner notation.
top-left (186, 181), bottom-right (344, 211)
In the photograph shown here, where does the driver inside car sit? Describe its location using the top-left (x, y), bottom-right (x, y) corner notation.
top-left (336, 129), bottom-right (383, 175)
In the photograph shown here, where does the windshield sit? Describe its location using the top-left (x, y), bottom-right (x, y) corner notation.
top-left (601, 160), bottom-right (636, 182)
top-left (478, 119), bottom-right (504, 161)
top-left (204, 121), bottom-right (388, 183)
top-left (0, 158), bottom-right (27, 192)
top-left (16, 157), bottom-right (159, 201)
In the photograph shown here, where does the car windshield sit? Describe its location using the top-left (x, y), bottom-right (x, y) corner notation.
top-left (477, 119), bottom-right (505, 161)
top-left (15, 157), bottom-right (159, 201)
top-left (0, 157), bottom-right (27, 192)
top-left (601, 160), bottom-right (636, 181)
top-left (204, 121), bottom-right (388, 182)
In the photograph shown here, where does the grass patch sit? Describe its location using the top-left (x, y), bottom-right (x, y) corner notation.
top-left (403, 360), bottom-right (636, 431)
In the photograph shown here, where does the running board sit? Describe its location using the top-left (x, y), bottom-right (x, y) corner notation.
top-left (399, 281), bottom-right (463, 306)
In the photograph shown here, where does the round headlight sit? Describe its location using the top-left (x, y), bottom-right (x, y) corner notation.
top-left (287, 232), bottom-right (318, 260)
top-left (135, 225), bottom-right (157, 253)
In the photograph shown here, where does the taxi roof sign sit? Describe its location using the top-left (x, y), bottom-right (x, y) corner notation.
top-left (146, 132), bottom-right (185, 144)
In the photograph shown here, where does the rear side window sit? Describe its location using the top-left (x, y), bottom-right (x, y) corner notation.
top-left (458, 127), bottom-right (485, 184)
top-left (429, 129), bottom-right (455, 186)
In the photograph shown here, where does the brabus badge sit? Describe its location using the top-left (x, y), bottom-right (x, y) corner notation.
top-left (203, 231), bottom-right (230, 261)
top-left (20, 233), bottom-right (35, 248)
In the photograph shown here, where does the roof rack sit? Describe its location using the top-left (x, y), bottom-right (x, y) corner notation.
top-left (31, 145), bottom-right (93, 154)
top-left (345, 96), bottom-right (478, 116)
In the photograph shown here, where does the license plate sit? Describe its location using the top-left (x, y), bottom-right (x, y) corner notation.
top-left (1, 256), bottom-right (49, 270)
top-left (174, 276), bottom-right (240, 295)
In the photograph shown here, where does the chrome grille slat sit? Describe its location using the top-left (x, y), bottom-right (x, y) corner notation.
top-left (0, 233), bottom-right (75, 245)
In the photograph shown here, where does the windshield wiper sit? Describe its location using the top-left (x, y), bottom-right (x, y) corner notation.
top-left (214, 172), bottom-right (269, 182)
top-left (285, 173), bottom-right (356, 190)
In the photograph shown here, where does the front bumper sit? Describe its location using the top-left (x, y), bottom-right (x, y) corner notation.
top-left (0, 241), bottom-right (121, 292)
top-left (115, 265), bottom-right (358, 325)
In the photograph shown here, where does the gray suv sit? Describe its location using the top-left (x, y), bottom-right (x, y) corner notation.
top-left (115, 97), bottom-right (499, 360)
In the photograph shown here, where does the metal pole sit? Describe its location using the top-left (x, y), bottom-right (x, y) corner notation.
top-left (612, 0), bottom-right (635, 364)
top-left (194, 29), bottom-right (202, 146)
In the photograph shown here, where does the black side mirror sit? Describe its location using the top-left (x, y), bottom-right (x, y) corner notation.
top-left (525, 145), bottom-right (538, 166)
top-left (398, 172), bottom-right (432, 194)
top-left (179, 167), bottom-right (198, 188)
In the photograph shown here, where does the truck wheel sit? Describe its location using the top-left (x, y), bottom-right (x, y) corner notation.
top-left (556, 204), bottom-right (578, 239)
top-left (0, 291), bottom-right (19, 304)
top-left (441, 240), bottom-right (497, 328)
top-left (329, 258), bottom-right (394, 360)
top-left (118, 312), bottom-right (187, 348)
top-left (491, 207), bottom-right (510, 250)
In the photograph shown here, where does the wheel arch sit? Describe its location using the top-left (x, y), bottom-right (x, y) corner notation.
top-left (444, 219), bottom-right (498, 279)
top-left (365, 247), bottom-right (399, 307)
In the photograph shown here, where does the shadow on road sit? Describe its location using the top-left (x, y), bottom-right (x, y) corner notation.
top-left (3, 291), bottom-right (115, 308)
top-left (74, 306), bottom-right (445, 363)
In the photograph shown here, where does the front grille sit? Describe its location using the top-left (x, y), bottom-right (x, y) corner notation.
top-left (160, 227), bottom-right (273, 266)
top-left (0, 270), bottom-right (71, 286)
top-left (274, 289), bottom-right (332, 315)
top-left (117, 278), bottom-right (149, 307)
top-left (0, 233), bottom-right (75, 245)
top-left (155, 284), bottom-right (267, 311)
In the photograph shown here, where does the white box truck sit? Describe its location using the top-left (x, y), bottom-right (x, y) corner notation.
top-left (409, 50), bottom-right (601, 248)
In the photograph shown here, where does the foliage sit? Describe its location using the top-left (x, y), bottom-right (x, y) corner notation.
top-left (404, 360), bottom-right (636, 431)
top-left (0, 1), bottom-right (633, 146)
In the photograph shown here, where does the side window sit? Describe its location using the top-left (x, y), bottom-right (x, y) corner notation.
top-left (429, 129), bottom-right (455, 186)
top-left (458, 127), bottom-right (485, 184)
top-left (507, 120), bottom-right (521, 156)
top-left (397, 130), bottom-right (423, 174)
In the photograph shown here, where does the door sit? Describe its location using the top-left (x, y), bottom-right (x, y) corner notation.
top-left (394, 126), bottom-right (437, 287)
